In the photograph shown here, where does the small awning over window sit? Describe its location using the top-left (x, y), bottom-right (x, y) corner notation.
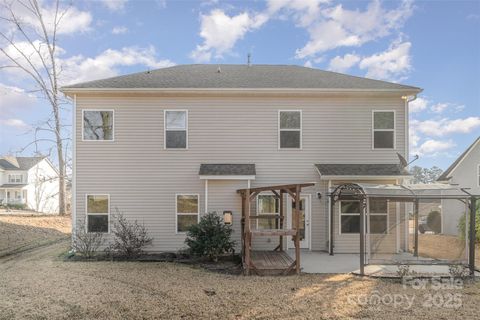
top-left (315, 163), bottom-right (409, 179)
top-left (199, 164), bottom-right (256, 180)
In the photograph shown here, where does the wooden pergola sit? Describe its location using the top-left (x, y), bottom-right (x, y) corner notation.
top-left (237, 183), bottom-right (314, 275)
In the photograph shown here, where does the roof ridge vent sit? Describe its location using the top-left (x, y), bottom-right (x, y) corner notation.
top-left (217, 66), bottom-right (221, 73)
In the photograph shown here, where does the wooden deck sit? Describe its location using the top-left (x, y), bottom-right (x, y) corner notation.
top-left (249, 251), bottom-right (296, 276)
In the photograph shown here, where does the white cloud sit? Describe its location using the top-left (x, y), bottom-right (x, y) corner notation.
top-left (294, 0), bottom-right (414, 58)
top-left (409, 97), bottom-right (428, 113)
top-left (430, 102), bottom-right (465, 114)
top-left (61, 46), bottom-right (175, 84)
top-left (112, 26), bottom-right (128, 34)
top-left (266, 0), bottom-right (324, 28)
top-left (430, 103), bottom-right (448, 113)
top-left (0, 118), bottom-right (30, 130)
top-left (328, 53), bottom-right (360, 72)
top-left (101, 0), bottom-right (128, 11)
top-left (358, 40), bottom-right (412, 81)
top-left (413, 139), bottom-right (455, 157)
top-left (412, 117), bottom-right (480, 137)
top-left (0, 83), bottom-right (37, 116)
top-left (191, 9), bottom-right (268, 62)
top-left (0, 1), bottom-right (92, 35)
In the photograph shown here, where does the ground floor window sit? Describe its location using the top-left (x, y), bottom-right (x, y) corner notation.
top-left (86, 194), bottom-right (109, 233)
top-left (369, 199), bottom-right (388, 234)
top-left (340, 200), bottom-right (360, 233)
top-left (176, 194), bottom-right (199, 233)
top-left (257, 194), bottom-right (279, 229)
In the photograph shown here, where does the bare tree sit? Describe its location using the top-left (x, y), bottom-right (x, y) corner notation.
top-left (0, 0), bottom-right (70, 214)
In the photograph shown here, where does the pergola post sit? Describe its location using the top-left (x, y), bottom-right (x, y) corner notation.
top-left (279, 190), bottom-right (284, 251)
top-left (469, 196), bottom-right (477, 275)
top-left (244, 189), bottom-right (251, 275)
top-left (359, 197), bottom-right (366, 276)
top-left (294, 185), bottom-right (301, 274)
top-left (413, 199), bottom-right (419, 257)
top-left (329, 195), bottom-right (335, 255)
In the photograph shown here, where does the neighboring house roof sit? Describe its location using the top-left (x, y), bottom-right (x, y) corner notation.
top-left (61, 64), bottom-right (421, 92)
top-left (0, 156), bottom-right (45, 170)
top-left (437, 136), bottom-right (480, 182)
top-left (315, 164), bottom-right (409, 177)
top-left (0, 184), bottom-right (28, 188)
top-left (199, 164), bottom-right (256, 176)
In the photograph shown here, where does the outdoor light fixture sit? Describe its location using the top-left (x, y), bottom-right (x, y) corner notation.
top-left (316, 192), bottom-right (322, 200)
top-left (223, 211), bottom-right (233, 225)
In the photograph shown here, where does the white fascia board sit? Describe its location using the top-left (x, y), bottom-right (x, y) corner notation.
top-left (199, 175), bottom-right (256, 180)
top-left (319, 175), bottom-right (412, 180)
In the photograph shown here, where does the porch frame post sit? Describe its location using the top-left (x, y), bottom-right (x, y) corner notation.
top-left (244, 189), bottom-right (251, 275)
top-left (279, 190), bottom-right (284, 251)
top-left (329, 195), bottom-right (335, 255)
top-left (469, 196), bottom-right (477, 275)
top-left (294, 185), bottom-right (301, 274)
top-left (413, 199), bottom-right (419, 257)
top-left (359, 197), bottom-right (366, 276)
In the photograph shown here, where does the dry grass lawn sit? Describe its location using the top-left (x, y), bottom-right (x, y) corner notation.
top-left (1, 216), bottom-right (479, 319)
top-left (0, 214), bottom-right (70, 257)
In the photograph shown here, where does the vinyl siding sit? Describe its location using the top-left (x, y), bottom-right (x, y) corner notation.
top-left (74, 93), bottom-right (406, 252)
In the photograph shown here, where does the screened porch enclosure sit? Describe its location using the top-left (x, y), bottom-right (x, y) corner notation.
top-left (329, 183), bottom-right (478, 276)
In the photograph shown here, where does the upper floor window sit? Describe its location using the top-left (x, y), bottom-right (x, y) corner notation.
top-left (165, 110), bottom-right (188, 149)
top-left (279, 110), bottom-right (302, 149)
top-left (83, 110), bottom-right (114, 141)
top-left (8, 174), bottom-right (23, 183)
top-left (257, 194), bottom-right (280, 229)
top-left (373, 111), bottom-right (395, 149)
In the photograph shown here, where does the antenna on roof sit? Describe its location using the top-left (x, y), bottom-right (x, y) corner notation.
top-left (247, 52), bottom-right (251, 66)
top-left (397, 152), bottom-right (419, 168)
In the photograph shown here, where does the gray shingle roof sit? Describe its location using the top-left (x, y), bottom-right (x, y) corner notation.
top-left (0, 156), bottom-right (45, 170)
top-left (199, 164), bottom-right (256, 176)
top-left (437, 136), bottom-right (480, 182)
top-left (61, 64), bottom-right (421, 92)
top-left (315, 164), bottom-right (409, 176)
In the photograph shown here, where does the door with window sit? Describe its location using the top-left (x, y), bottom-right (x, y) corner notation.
top-left (287, 195), bottom-right (310, 249)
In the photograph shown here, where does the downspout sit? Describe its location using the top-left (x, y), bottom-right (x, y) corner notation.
top-left (402, 94), bottom-right (417, 177)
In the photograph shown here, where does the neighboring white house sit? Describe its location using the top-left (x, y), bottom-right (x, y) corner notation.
top-left (437, 137), bottom-right (480, 235)
top-left (61, 64), bottom-right (423, 254)
top-left (0, 156), bottom-right (60, 214)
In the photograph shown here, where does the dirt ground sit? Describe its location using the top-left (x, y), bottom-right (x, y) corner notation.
top-left (1, 217), bottom-right (480, 319)
top-left (0, 214), bottom-right (70, 257)
top-left (409, 233), bottom-right (480, 266)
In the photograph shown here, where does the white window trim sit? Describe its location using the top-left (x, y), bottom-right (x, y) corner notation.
top-left (85, 194), bottom-right (110, 233)
top-left (82, 109), bottom-right (115, 142)
top-left (175, 193), bottom-right (199, 234)
top-left (339, 200), bottom-right (361, 235)
top-left (164, 110), bottom-right (189, 150)
top-left (278, 110), bottom-right (302, 150)
top-left (8, 174), bottom-right (23, 183)
top-left (256, 193), bottom-right (280, 229)
top-left (372, 110), bottom-right (396, 150)
top-left (477, 164), bottom-right (480, 187)
top-left (368, 199), bottom-right (389, 235)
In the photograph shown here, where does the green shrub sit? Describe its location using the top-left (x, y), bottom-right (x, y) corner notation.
top-left (4, 203), bottom-right (27, 210)
top-left (458, 202), bottom-right (480, 243)
top-left (427, 210), bottom-right (442, 234)
top-left (185, 212), bottom-right (235, 261)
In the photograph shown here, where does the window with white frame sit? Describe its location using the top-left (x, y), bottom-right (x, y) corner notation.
top-left (257, 194), bottom-right (280, 229)
top-left (8, 174), bottom-right (23, 183)
top-left (279, 110), bottom-right (301, 149)
top-left (83, 110), bottom-right (114, 141)
top-left (340, 200), bottom-right (361, 234)
top-left (176, 194), bottom-right (198, 232)
top-left (369, 199), bottom-right (388, 234)
top-left (373, 111), bottom-right (395, 149)
top-left (165, 110), bottom-right (187, 149)
top-left (86, 194), bottom-right (109, 233)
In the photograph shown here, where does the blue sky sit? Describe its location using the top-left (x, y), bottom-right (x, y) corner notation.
top-left (0, 0), bottom-right (479, 170)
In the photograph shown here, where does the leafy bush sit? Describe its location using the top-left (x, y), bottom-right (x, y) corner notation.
top-left (458, 202), bottom-right (480, 243)
top-left (449, 264), bottom-right (469, 278)
top-left (2, 203), bottom-right (27, 210)
top-left (73, 222), bottom-right (104, 259)
top-left (396, 264), bottom-right (417, 277)
top-left (185, 212), bottom-right (235, 261)
top-left (106, 209), bottom-right (153, 258)
top-left (427, 210), bottom-right (442, 234)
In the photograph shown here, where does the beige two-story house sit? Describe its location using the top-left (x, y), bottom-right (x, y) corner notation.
top-left (61, 64), bottom-right (422, 255)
